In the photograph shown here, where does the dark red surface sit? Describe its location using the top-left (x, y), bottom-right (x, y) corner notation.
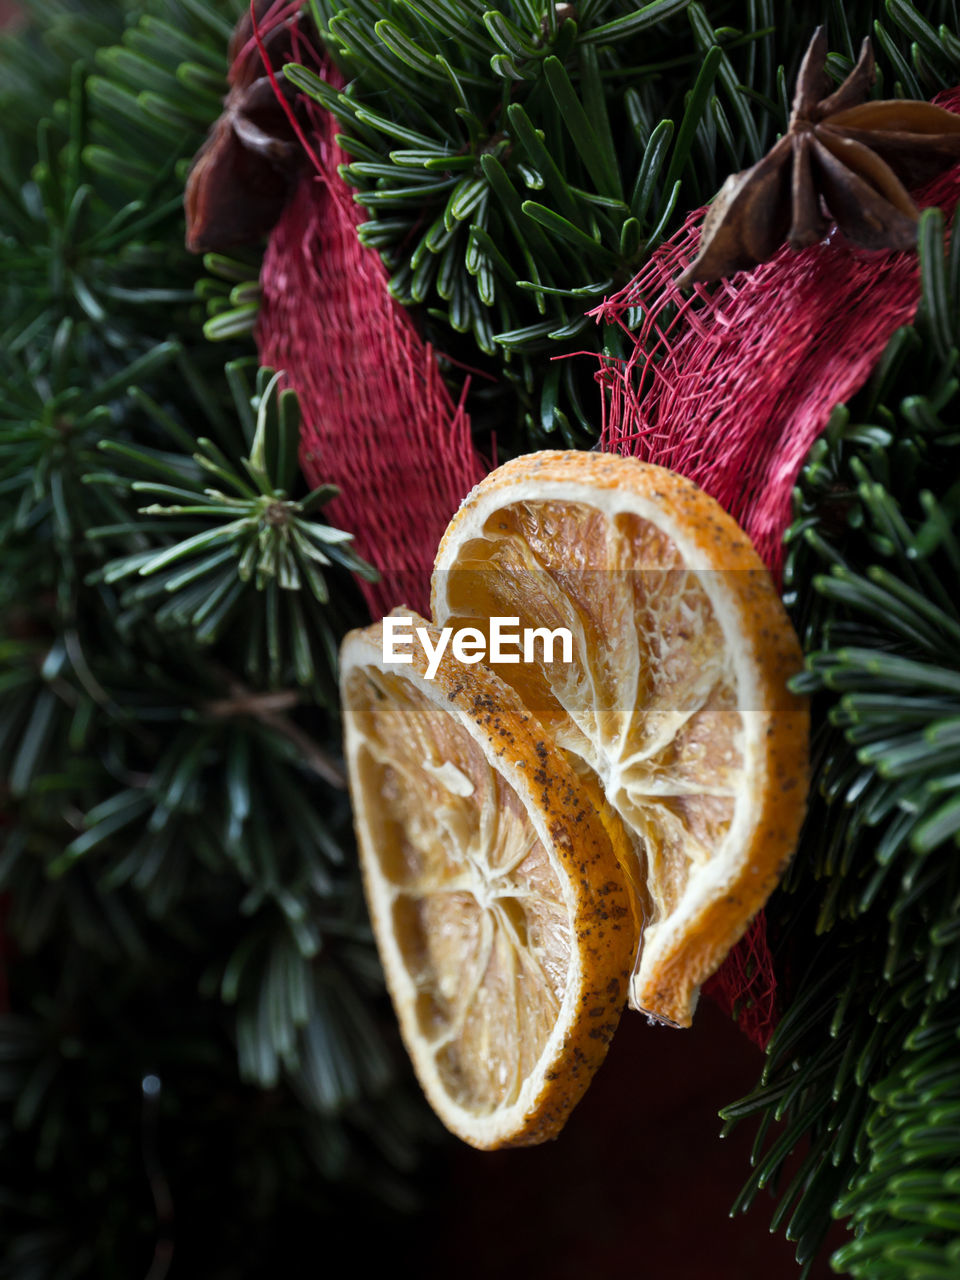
top-left (0, 2), bottom-right (22, 27)
top-left (424, 997), bottom-right (836, 1280)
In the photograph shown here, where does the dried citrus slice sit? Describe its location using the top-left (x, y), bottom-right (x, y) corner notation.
top-left (340, 611), bottom-right (636, 1148)
top-left (432, 451), bottom-right (809, 1028)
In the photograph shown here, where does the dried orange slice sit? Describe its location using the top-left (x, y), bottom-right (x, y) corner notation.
top-left (340, 611), bottom-right (636, 1148)
top-left (432, 451), bottom-right (809, 1028)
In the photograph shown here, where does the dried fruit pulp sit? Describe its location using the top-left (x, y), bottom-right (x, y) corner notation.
top-left (340, 616), bottom-right (635, 1148)
top-left (433, 452), bottom-right (809, 1027)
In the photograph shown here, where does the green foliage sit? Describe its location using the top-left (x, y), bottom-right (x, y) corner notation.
top-left (0, 946), bottom-right (431, 1280)
top-left (296, 0), bottom-right (789, 445)
top-left (88, 363), bottom-right (376, 694)
top-left (7, 0), bottom-right (960, 1274)
top-left (0, 0), bottom-right (242, 354)
top-left (199, 248), bottom-right (264, 340)
top-left (295, 0), bottom-right (960, 454)
top-left (831, 1014), bottom-right (960, 1277)
top-left (722, 205), bottom-right (960, 1279)
top-left (0, 1), bottom-right (434, 1273)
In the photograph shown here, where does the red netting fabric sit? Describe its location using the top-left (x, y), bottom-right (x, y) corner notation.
top-left (595, 87), bottom-right (960, 584)
top-left (700, 916), bottom-right (776, 1048)
top-left (593, 88), bottom-right (960, 1048)
top-left (255, 57), bottom-right (485, 619)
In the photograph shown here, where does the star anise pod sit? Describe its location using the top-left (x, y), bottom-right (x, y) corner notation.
top-left (184, 0), bottom-right (308, 254)
top-left (679, 27), bottom-right (960, 287)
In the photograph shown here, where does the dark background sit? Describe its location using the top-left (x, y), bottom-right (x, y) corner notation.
top-left (417, 999), bottom-right (837, 1279)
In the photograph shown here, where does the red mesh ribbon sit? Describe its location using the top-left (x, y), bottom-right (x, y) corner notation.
top-left (595, 87), bottom-right (960, 583)
top-left (593, 89), bottom-right (960, 1047)
top-left (256, 60), bottom-right (485, 618)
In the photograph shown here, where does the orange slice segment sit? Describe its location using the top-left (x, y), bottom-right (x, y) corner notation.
top-left (340, 611), bottom-right (636, 1148)
top-left (431, 451), bottom-right (809, 1028)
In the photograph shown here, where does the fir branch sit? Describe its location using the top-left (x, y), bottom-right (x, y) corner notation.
top-left (87, 364), bottom-right (376, 696)
top-left (296, 0), bottom-right (785, 446)
top-left (297, 2), bottom-right (960, 455)
top-left (725, 205), bottom-right (960, 1278)
top-left (0, 7), bottom-right (435, 1270)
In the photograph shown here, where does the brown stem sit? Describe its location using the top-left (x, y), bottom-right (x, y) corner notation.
top-left (204, 680), bottom-right (346, 788)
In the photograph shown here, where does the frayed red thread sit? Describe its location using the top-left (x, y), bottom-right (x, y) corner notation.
top-left (234, 1), bottom-right (303, 83)
top-left (702, 915), bottom-right (776, 1050)
top-left (247, 0), bottom-right (325, 176)
top-left (256, 64), bottom-right (484, 618)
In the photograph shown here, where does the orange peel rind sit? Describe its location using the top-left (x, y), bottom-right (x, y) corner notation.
top-left (432, 451), bottom-right (810, 1028)
top-left (340, 611), bottom-right (636, 1148)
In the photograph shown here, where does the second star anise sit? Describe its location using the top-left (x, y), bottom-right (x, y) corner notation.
top-left (184, 0), bottom-right (308, 254)
top-left (679, 27), bottom-right (960, 287)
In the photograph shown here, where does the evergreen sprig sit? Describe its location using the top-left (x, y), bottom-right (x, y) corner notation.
top-left (295, 0), bottom-right (783, 445)
top-left (88, 363), bottom-right (376, 694)
top-left (198, 248), bottom-right (264, 340)
top-left (7, 0), bottom-right (960, 1274)
top-left (0, 3), bottom-right (435, 1271)
top-left (722, 206), bottom-right (960, 1278)
top-left (292, 0), bottom-right (960, 455)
